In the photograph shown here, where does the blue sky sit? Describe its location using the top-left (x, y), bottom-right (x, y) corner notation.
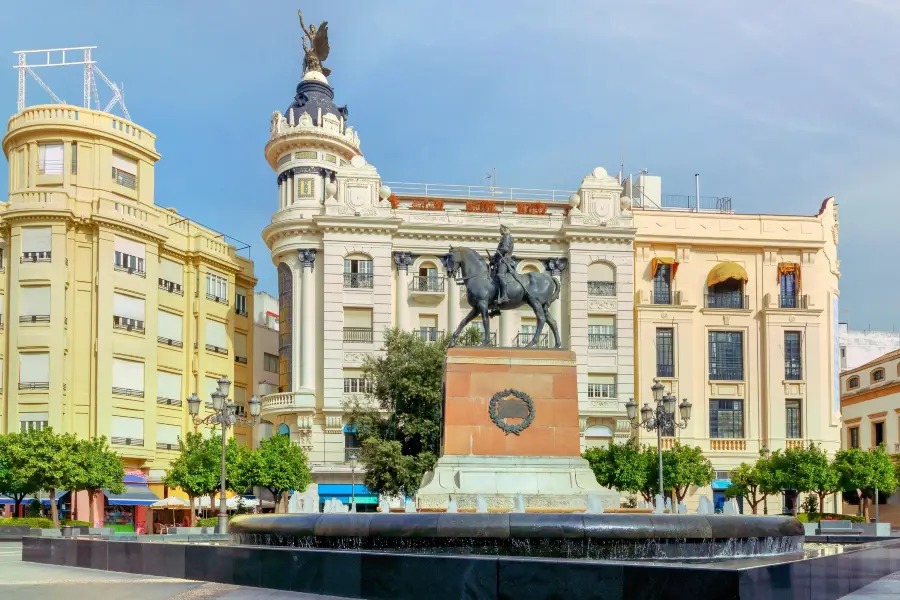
top-left (1, 1), bottom-right (894, 328)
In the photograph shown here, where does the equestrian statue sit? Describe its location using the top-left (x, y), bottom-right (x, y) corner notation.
top-left (447, 225), bottom-right (562, 348)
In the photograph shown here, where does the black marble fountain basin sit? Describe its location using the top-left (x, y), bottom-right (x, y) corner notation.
top-left (230, 513), bottom-right (805, 561)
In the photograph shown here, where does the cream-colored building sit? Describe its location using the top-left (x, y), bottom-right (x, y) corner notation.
top-left (840, 350), bottom-right (900, 521)
top-left (634, 191), bottom-right (842, 508)
top-left (1, 104), bottom-right (257, 479)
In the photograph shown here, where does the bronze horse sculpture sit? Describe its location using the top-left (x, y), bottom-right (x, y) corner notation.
top-left (446, 246), bottom-right (562, 348)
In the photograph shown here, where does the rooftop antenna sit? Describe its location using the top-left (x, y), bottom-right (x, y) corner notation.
top-left (13, 46), bottom-right (131, 120)
top-left (482, 167), bottom-right (501, 196)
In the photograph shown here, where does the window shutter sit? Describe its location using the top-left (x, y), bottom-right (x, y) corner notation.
top-left (112, 358), bottom-right (144, 391)
top-left (235, 332), bottom-right (247, 357)
top-left (19, 353), bottom-right (50, 383)
top-left (158, 311), bottom-right (183, 342)
top-left (20, 286), bottom-right (51, 316)
top-left (111, 153), bottom-right (137, 174)
top-left (344, 308), bottom-right (372, 328)
top-left (205, 319), bottom-right (228, 348)
top-left (19, 411), bottom-right (49, 422)
top-left (588, 374), bottom-right (616, 385)
top-left (588, 316), bottom-right (615, 327)
top-left (39, 143), bottom-right (64, 174)
top-left (234, 386), bottom-right (247, 405)
top-left (159, 258), bottom-right (183, 285)
top-left (419, 315), bottom-right (438, 328)
top-left (157, 424), bottom-right (181, 445)
top-left (205, 376), bottom-right (220, 399)
top-left (111, 416), bottom-right (143, 439)
top-left (113, 293), bottom-right (145, 321)
top-left (114, 236), bottom-right (146, 259)
top-left (587, 262), bottom-right (615, 281)
top-left (21, 227), bottom-right (51, 252)
top-left (157, 371), bottom-right (181, 400)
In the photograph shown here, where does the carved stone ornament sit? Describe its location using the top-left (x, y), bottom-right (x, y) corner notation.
top-left (299, 248), bottom-right (317, 269)
top-left (489, 389), bottom-right (536, 436)
top-left (544, 257), bottom-right (569, 276)
top-left (393, 251), bottom-right (414, 271)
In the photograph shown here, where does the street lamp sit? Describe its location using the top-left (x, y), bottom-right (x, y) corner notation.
top-left (624, 379), bottom-right (692, 500)
top-left (347, 449), bottom-right (359, 511)
top-left (188, 377), bottom-right (261, 534)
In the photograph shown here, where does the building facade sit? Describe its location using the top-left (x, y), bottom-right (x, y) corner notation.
top-left (840, 350), bottom-right (900, 522)
top-left (839, 323), bottom-right (900, 372)
top-left (1, 104), bottom-right (257, 481)
top-left (253, 291), bottom-right (280, 445)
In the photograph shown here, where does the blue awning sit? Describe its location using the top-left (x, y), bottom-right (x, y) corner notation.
top-left (103, 484), bottom-right (161, 506)
top-left (318, 484), bottom-right (372, 497)
top-left (711, 479), bottom-right (732, 491)
top-left (343, 424), bottom-right (357, 434)
top-left (0, 496), bottom-right (13, 505)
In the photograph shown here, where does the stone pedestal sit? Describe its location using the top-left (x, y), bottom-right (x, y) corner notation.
top-left (417, 347), bottom-right (617, 510)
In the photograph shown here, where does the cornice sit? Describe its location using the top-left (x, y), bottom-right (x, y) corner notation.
top-left (264, 133), bottom-right (359, 170)
top-left (1, 208), bottom-right (74, 225)
top-left (635, 235), bottom-right (826, 250)
top-left (92, 215), bottom-right (168, 245)
top-left (186, 250), bottom-right (242, 275)
top-left (312, 215), bottom-right (402, 234)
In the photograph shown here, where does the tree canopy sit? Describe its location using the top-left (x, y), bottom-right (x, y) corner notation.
top-left (24, 427), bottom-right (81, 527)
top-left (725, 452), bottom-right (780, 514)
top-left (71, 436), bottom-right (125, 526)
top-left (164, 432), bottom-right (220, 523)
top-left (254, 433), bottom-right (311, 511)
top-left (661, 443), bottom-right (715, 502)
top-left (0, 432), bottom-right (39, 514)
top-left (583, 439), bottom-right (650, 500)
top-left (834, 445), bottom-right (899, 521)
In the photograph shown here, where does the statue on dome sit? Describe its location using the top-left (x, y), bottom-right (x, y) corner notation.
top-left (298, 10), bottom-right (331, 77)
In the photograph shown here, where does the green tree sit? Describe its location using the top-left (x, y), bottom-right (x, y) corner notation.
top-left (163, 432), bottom-right (219, 525)
top-left (0, 432), bottom-right (39, 516)
top-left (659, 443), bottom-right (715, 503)
top-left (25, 428), bottom-right (81, 528)
top-left (72, 437), bottom-right (125, 527)
top-left (774, 444), bottom-right (841, 517)
top-left (255, 434), bottom-right (310, 512)
top-left (345, 328), bottom-right (477, 498)
top-left (226, 438), bottom-right (261, 495)
top-left (583, 439), bottom-right (650, 502)
top-left (724, 452), bottom-right (781, 515)
top-left (834, 445), bottom-right (899, 521)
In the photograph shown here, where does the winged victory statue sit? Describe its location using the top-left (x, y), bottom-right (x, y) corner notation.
top-left (298, 10), bottom-right (331, 77)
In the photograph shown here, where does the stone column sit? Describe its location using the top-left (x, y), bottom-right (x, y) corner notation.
top-left (299, 249), bottom-right (317, 392)
top-left (441, 254), bottom-right (461, 335)
top-left (278, 176), bottom-right (285, 209)
top-left (499, 311), bottom-right (513, 347)
top-left (546, 257), bottom-right (569, 347)
top-left (288, 171), bottom-right (295, 206)
top-left (394, 252), bottom-right (413, 331)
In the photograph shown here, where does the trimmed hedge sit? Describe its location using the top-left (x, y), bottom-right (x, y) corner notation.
top-left (797, 512), bottom-right (866, 524)
top-left (0, 517), bottom-right (53, 529)
top-left (63, 520), bottom-right (91, 527)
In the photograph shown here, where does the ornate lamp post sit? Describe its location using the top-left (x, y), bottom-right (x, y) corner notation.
top-left (624, 379), bottom-right (692, 500)
top-left (347, 449), bottom-right (360, 510)
top-left (187, 376), bottom-right (261, 534)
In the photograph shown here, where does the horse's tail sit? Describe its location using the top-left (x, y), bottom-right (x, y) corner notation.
top-left (549, 276), bottom-right (561, 304)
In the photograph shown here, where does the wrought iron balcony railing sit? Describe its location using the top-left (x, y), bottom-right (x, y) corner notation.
top-left (21, 251), bottom-right (51, 263)
top-left (785, 364), bottom-right (803, 380)
top-left (112, 167), bottom-right (136, 189)
top-left (455, 330), bottom-right (497, 347)
top-left (344, 327), bottom-right (374, 343)
top-left (343, 273), bottom-right (374, 289)
top-left (156, 397), bottom-right (183, 407)
top-left (206, 293), bottom-right (229, 305)
top-left (705, 293), bottom-right (749, 309)
top-left (20, 315), bottom-right (50, 323)
top-left (709, 367), bottom-right (744, 381)
top-left (156, 442), bottom-right (180, 451)
top-left (235, 356), bottom-right (248, 364)
top-left (158, 279), bottom-right (184, 295)
top-left (587, 281), bottom-right (616, 297)
top-left (114, 263), bottom-right (145, 277)
top-left (588, 333), bottom-right (617, 350)
top-left (410, 276), bottom-right (445, 293)
top-left (656, 364), bottom-right (675, 378)
top-left (514, 332), bottom-right (549, 348)
top-left (113, 316), bottom-right (145, 334)
top-left (206, 344), bottom-right (228, 356)
top-left (415, 328), bottom-right (444, 342)
top-left (112, 387), bottom-right (144, 398)
top-left (157, 336), bottom-right (183, 348)
top-left (111, 437), bottom-right (143, 447)
top-left (779, 293), bottom-right (809, 309)
top-left (19, 382), bottom-right (49, 390)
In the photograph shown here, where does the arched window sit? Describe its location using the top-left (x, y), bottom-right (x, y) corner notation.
top-left (277, 423), bottom-right (291, 436)
top-left (278, 263), bottom-right (293, 393)
top-left (587, 262), bottom-right (616, 297)
top-left (872, 369), bottom-right (885, 383)
top-left (848, 376), bottom-right (860, 390)
top-left (344, 253), bottom-right (373, 289)
top-left (416, 260), bottom-right (440, 292)
top-left (706, 262), bottom-right (748, 309)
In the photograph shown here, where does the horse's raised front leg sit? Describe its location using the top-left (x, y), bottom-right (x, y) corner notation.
top-left (448, 307), bottom-right (479, 347)
top-left (478, 302), bottom-right (491, 346)
top-left (544, 303), bottom-right (562, 348)
top-left (526, 299), bottom-right (546, 348)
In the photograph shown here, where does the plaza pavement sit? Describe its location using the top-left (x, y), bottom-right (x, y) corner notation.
top-left (0, 543), bottom-right (345, 600)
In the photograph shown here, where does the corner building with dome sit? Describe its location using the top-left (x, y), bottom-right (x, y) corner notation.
top-left (262, 67), bottom-right (841, 512)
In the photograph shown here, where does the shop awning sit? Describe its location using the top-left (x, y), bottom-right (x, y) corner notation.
top-left (707, 262), bottom-right (748, 287)
top-left (711, 479), bottom-right (732, 491)
top-left (651, 257), bottom-right (678, 278)
top-left (103, 484), bottom-right (162, 506)
top-left (318, 484), bottom-right (377, 505)
top-left (0, 496), bottom-right (13, 505)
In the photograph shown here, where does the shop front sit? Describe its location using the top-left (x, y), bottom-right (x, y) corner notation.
top-left (317, 484), bottom-right (379, 512)
top-left (102, 476), bottom-right (161, 534)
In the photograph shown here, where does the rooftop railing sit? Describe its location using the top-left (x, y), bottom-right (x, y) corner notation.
top-left (385, 181), bottom-right (574, 202)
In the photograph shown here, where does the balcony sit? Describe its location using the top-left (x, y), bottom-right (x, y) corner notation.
top-left (455, 330), bottom-right (498, 347)
top-left (205, 344), bottom-right (228, 356)
top-left (785, 364), bottom-right (803, 381)
top-left (206, 293), bottom-right (229, 305)
top-left (158, 279), bottom-right (184, 295)
top-left (113, 316), bottom-right (145, 334)
top-left (112, 167), bottom-right (137, 189)
top-left (343, 273), bottom-right (373, 289)
top-left (21, 251), bottom-right (51, 263)
top-left (235, 355), bottom-right (248, 364)
top-left (657, 364), bottom-right (674, 378)
top-left (20, 315), bottom-right (50, 324)
top-left (710, 439), bottom-right (747, 451)
top-left (514, 332), bottom-right (550, 348)
top-left (705, 293), bottom-right (749, 310)
top-left (156, 442), bottom-right (180, 451)
top-left (415, 328), bottom-right (444, 343)
top-left (660, 437), bottom-right (677, 450)
top-left (111, 437), bottom-right (143, 447)
top-left (410, 276), bottom-right (445, 297)
top-left (260, 392), bottom-right (315, 419)
top-left (650, 290), bottom-right (681, 306)
top-left (19, 382), bottom-right (49, 390)
top-left (157, 336), bottom-right (183, 348)
top-left (786, 439), bottom-right (805, 450)
top-left (114, 263), bottom-right (146, 278)
top-left (344, 327), bottom-right (373, 343)
top-left (587, 281), bottom-right (616, 297)
top-left (235, 308), bottom-right (249, 317)
top-left (345, 447), bottom-right (362, 463)
top-left (779, 293), bottom-right (809, 309)
top-left (156, 397), bottom-right (183, 407)
top-left (112, 387), bottom-right (144, 398)
top-left (588, 333), bottom-right (617, 350)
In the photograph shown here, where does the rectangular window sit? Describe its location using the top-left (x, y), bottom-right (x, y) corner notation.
top-left (784, 331), bottom-right (802, 380)
top-left (785, 399), bottom-right (802, 439)
top-left (111, 415), bottom-right (144, 446)
top-left (157, 310), bottom-right (183, 346)
top-left (652, 264), bottom-right (672, 305)
top-left (38, 143), bottom-right (64, 175)
top-left (157, 371), bottom-right (182, 404)
top-left (19, 412), bottom-right (49, 433)
top-left (656, 328), bottom-right (674, 377)
top-left (205, 319), bottom-right (228, 354)
top-left (235, 332), bottom-right (248, 363)
top-left (206, 271), bottom-right (228, 303)
top-left (588, 316), bottom-right (616, 350)
top-left (344, 308), bottom-right (373, 342)
top-left (263, 353), bottom-right (279, 373)
top-left (235, 287), bottom-right (248, 316)
top-left (343, 369), bottom-right (373, 394)
top-left (156, 424), bottom-right (182, 449)
top-left (849, 426), bottom-right (859, 449)
top-left (780, 271), bottom-right (798, 308)
top-left (114, 236), bottom-right (146, 276)
top-left (113, 293), bottom-right (145, 332)
top-left (418, 314), bottom-right (440, 342)
top-left (709, 399), bottom-right (744, 439)
top-left (20, 285), bottom-right (51, 321)
top-left (159, 258), bottom-right (184, 294)
top-left (708, 331), bottom-right (743, 381)
top-left (19, 353), bottom-right (50, 389)
top-left (111, 153), bottom-right (137, 189)
top-left (71, 142), bottom-right (77, 175)
top-left (112, 358), bottom-right (145, 397)
top-left (21, 226), bottom-right (52, 262)
top-left (874, 422), bottom-right (885, 447)
top-left (587, 374), bottom-right (616, 400)
top-left (344, 259), bottom-right (373, 289)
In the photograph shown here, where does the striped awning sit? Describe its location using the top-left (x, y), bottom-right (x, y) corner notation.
top-left (707, 262), bottom-right (748, 287)
top-left (103, 484), bottom-right (162, 506)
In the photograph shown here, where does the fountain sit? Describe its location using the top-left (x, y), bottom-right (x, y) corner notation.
top-left (475, 495), bottom-right (488, 514)
top-left (512, 494), bottom-right (526, 513)
top-left (446, 498), bottom-right (458, 513)
top-left (585, 494), bottom-right (604, 514)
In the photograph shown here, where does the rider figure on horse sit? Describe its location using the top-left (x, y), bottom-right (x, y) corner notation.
top-left (492, 224), bottom-right (514, 304)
